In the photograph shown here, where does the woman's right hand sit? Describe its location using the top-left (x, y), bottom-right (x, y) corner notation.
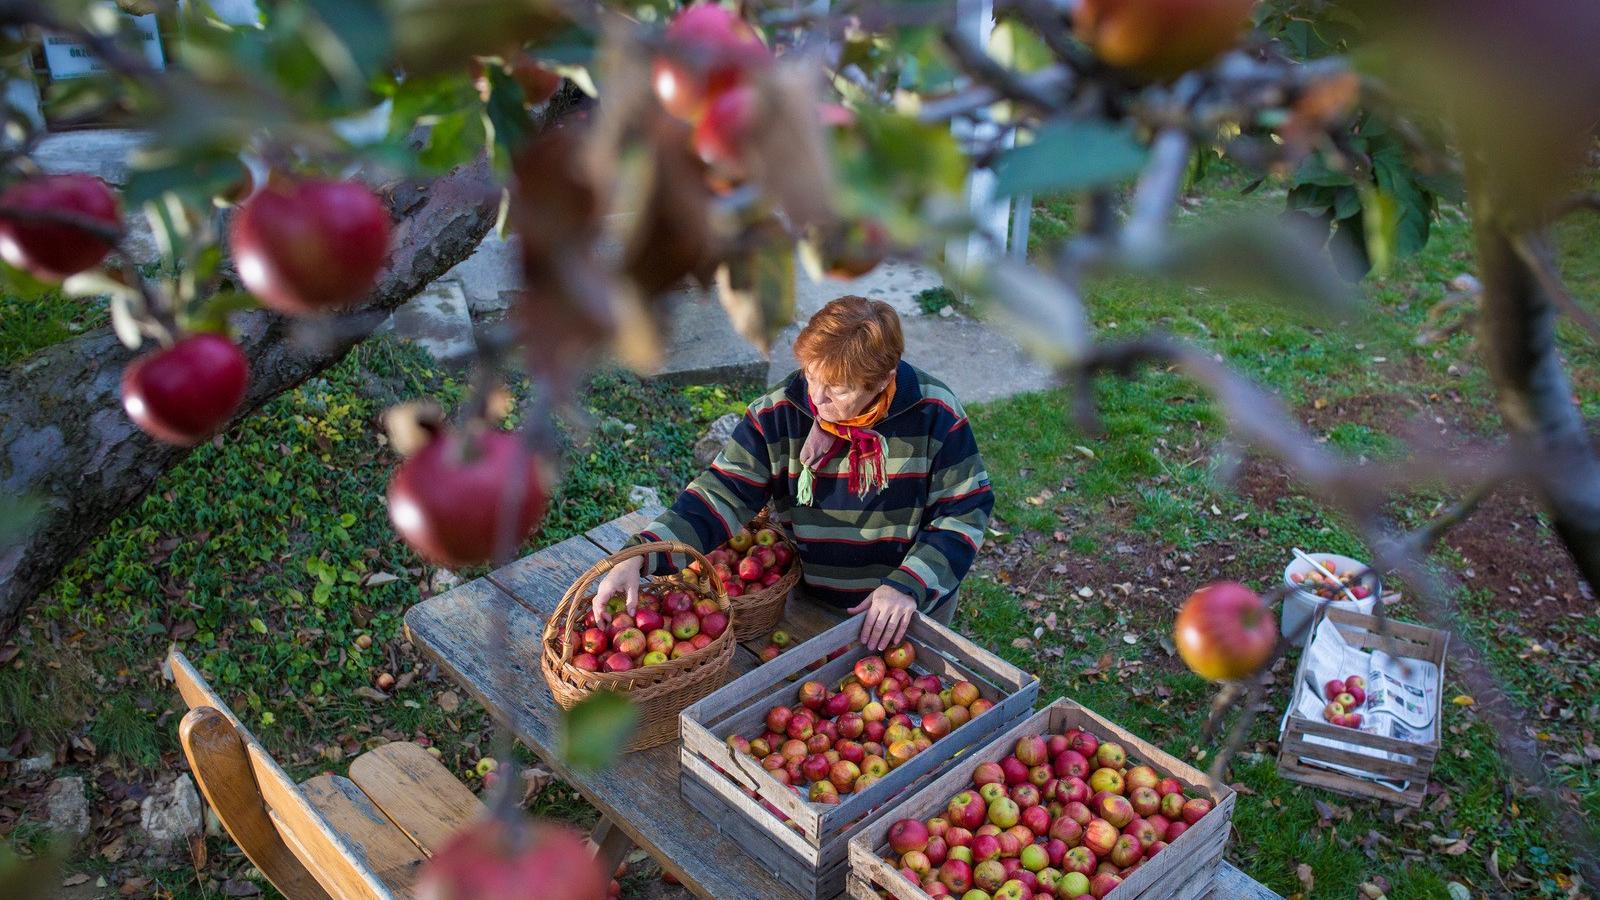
top-left (590, 555), bottom-right (645, 621)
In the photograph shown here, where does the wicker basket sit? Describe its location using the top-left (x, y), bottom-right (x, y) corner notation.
top-left (722, 509), bottom-right (801, 642)
top-left (541, 541), bottom-right (736, 751)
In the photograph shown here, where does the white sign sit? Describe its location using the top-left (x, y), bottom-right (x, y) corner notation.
top-left (43, 12), bottom-right (167, 81)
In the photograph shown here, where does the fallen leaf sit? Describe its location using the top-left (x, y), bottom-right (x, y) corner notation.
top-left (1043, 612), bottom-right (1057, 631)
top-left (220, 878), bottom-right (262, 896)
top-left (1445, 883), bottom-right (1470, 900)
top-left (437, 690), bottom-right (461, 714)
top-left (1296, 863), bottom-right (1314, 894)
top-left (364, 572), bottom-right (401, 587)
top-left (120, 876), bottom-right (152, 895)
top-left (1452, 694), bottom-right (1475, 706)
top-left (62, 874), bottom-right (90, 887)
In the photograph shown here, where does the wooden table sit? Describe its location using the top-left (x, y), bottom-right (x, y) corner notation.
top-left (404, 506), bottom-right (1282, 899)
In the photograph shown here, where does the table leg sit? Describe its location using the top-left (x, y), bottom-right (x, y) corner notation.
top-left (590, 816), bottom-right (636, 882)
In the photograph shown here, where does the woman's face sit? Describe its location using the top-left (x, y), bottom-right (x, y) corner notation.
top-left (806, 367), bottom-right (886, 421)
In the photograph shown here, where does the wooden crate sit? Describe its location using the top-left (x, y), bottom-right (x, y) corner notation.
top-left (848, 698), bottom-right (1236, 900)
top-left (1277, 606), bottom-right (1449, 808)
top-left (679, 612), bottom-right (1040, 900)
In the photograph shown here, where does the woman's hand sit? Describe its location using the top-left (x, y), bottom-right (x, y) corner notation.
top-left (848, 585), bottom-right (918, 651)
top-left (590, 556), bottom-right (645, 621)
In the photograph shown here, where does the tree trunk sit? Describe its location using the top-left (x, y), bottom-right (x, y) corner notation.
top-left (1470, 209), bottom-right (1600, 590)
top-left (0, 157), bottom-right (499, 640)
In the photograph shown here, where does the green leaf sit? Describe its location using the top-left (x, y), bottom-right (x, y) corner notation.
top-left (560, 691), bottom-right (637, 772)
top-left (181, 290), bottom-right (260, 335)
top-left (992, 120), bottom-right (1147, 197)
top-left (124, 148), bottom-right (248, 207)
top-left (483, 65), bottom-right (533, 168)
top-left (250, 617), bottom-right (268, 634)
top-left (418, 108), bottom-right (487, 171)
top-left (989, 20), bottom-right (1053, 74)
top-left (304, 0), bottom-right (392, 88)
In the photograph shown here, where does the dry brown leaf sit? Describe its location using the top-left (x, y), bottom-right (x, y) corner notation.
top-left (1295, 863), bottom-right (1314, 894)
top-left (437, 690), bottom-right (461, 714)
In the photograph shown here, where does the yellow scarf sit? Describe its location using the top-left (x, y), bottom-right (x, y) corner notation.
top-left (798, 379), bottom-right (897, 504)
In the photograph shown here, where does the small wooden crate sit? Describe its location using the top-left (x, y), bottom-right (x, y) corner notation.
top-left (1277, 606), bottom-right (1449, 808)
top-left (848, 698), bottom-right (1236, 900)
top-left (679, 612), bottom-right (1040, 900)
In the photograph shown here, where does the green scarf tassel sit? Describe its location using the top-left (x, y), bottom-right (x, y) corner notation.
top-left (797, 464), bottom-right (816, 507)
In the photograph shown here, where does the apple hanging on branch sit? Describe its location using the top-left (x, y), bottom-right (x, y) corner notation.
top-left (1173, 581), bottom-right (1277, 682)
top-left (0, 173), bottom-right (122, 281)
top-left (120, 333), bottom-right (250, 447)
top-left (230, 177), bottom-right (393, 316)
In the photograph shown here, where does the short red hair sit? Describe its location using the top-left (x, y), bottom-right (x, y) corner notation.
top-left (793, 296), bottom-right (904, 388)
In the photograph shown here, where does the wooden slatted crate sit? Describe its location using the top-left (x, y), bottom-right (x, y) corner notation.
top-left (848, 698), bottom-right (1236, 900)
top-left (679, 612), bottom-right (1040, 900)
top-left (1277, 606), bottom-right (1448, 808)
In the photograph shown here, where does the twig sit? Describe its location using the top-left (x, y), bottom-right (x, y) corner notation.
top-left (941, 27), bottom-right (1061, 112)
top-left (1399, 477), bottom-right (1502, 557)
top-left (0, 204), bottom-right (125, 245)
top-left (1120, 129), bottom-right (1191, 262)
top-left (1510, 232), bottom-right (1600, 343)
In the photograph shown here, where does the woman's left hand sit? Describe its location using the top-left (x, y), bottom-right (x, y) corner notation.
top-left (848, 585), bottom-right (918, 651)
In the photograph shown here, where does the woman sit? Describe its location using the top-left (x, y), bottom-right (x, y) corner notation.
top-left (591, 296), bottom-right (994, 650)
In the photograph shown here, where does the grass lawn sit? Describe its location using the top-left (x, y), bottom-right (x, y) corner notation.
top-left (2, 173), bottom-right (1597, 898)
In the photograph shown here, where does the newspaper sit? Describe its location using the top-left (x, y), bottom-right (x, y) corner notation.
top-left (1279, 614), bottom-right (1440, 794)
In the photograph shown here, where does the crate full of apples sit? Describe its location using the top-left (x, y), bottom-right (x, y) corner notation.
top-left (847, 698), bottom-right (1234, 900)
top-left (678, 612), bottom-right (1040, 900)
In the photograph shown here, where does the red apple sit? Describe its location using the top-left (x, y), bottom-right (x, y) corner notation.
top-left (1068, 731), bottom-right (1099, 758)
top-left (1094, 742), bottom-right (1126, 770)
top-left (232, 178), bottom-right (390, 315)
top-left (415, 817), bottom-right (605, 900)
top-left (1156, 777), bottom-right (1183, 797)
top-left (1181, 797), bottom-right (1212, 825)
top-left (1000, 756), bottom-right (1030, 786)
top-left (1089, 871), bottom-right (1123, 898)
top-left (645, 629), bottom-right (674, 655)
top-left (1050, 814), bottom-right (1085, 847)
top-left (1063, 800), bottom-right (1093, 826)
top-left (699, 611), bottom-right (729, 640)
top-left (947, 790), bottom-right (987, 830)
top-left (765, 706), bottom-right (792, 735)
top-left (1011, 783), bottom-right (1042, 809)
top-left (799, 753), bottom-right (830, 783)
top-left (798, 680), bottom-right (828, 710)
top-left (1097, 795), bottom-right (1134, 828)
top-left (120, 333), bottom-right (249, 446)
top-left (974, 761), bottom-right (1006, 787)
top-left (884, 640), bottom-right (916, 669)
top-left (1146, 839), bottom-right (1169, 858)
top-left (972, 857), bottom-right (1006, 892)
top-left (937, 858), bottom-right (973, 893)
top-left (853, 655), bottom-right (887, 688)
top-left (572, 652), bottom-right (598, 671)
top-left (970, 833), bottom-right (1001, 863)
top-left (1324, 678), bottom-right (1348, 700)
top-left (1166, 820), bottom-right (1189, 842)
top-left (1126, 817), bottom-right (1161, 849)
top-left (1174, 581), bottom-right (1277, 681)
top-left (1014, 735), bottom-right (1048, 767)
top-left (633, 608), bottom-right (664, 633)
top-left (1053, 749), bottom-right (1090, 779)
top-left (829, 759), bottom-right (861, 793)
top-left (651, 4), bottom-right (769, 122)
top-left (1109, 833), bottom-right (1142, 868)
top-left (921, 712), bottom-right (952, 740)
top-left (387, 429), bottom-right (548, 568)
top-left (1082, 819), bottom-right (1117, 857)
top-left (1130, 786), bottom-right (1160, 818)
top-left (1346, 674), bottom-right (1367, 692)
top-left (1020, 804), bottom-right (1050, 836)
top-left (1028, 765), bottom-right (1052, 789)
top-left (925, 834), bottom-right (949, 866)
top-left (0, 174), bottom-right (120, 280)
top-left (1061, 846), bottom-right (1096, 876)
top-left (1159, 792), bottom-right (1185, 820)
top-left (602, 652), bottom-right (633, 673)
top-left (1125, 765), bottom-right (1160, 793)
top-left (1060, 777), bottom-right (1091, 805)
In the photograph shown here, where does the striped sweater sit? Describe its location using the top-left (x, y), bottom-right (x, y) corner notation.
top-left (632, 361), bottom-right (994, 612)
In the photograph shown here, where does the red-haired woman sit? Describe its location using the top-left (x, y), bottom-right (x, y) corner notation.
top-left (591, 296), bottom-right (994, 650)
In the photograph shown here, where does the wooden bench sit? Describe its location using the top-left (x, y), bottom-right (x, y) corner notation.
top-left (167, 649), bottom-right (486, 899)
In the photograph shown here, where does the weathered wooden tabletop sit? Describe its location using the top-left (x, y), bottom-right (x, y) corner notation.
top-left (404, 506), bottom-right (1282, 899)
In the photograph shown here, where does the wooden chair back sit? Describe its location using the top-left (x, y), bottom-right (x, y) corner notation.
top-left (169, 650), bottom-right (399, 899)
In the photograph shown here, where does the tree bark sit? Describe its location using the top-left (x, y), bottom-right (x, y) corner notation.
top-left (1470, 208), bottom-right (1600, 591)
top-left (0, 157), bottom-right (500, 640)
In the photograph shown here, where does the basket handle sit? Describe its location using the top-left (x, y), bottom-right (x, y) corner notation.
top-left (553, 541), bottom-right (726, 665)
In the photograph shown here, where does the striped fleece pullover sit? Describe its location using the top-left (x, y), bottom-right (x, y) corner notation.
top-left (632, 361), bottom-right (994, 613)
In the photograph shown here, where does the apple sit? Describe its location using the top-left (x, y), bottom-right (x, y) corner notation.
top-left (1053, 750), bottom-right (1090, 779)
top-left (888, 740), bottom-right (918, 768)
top-left (969, 698), bottom-right (994, 717)
top-left (801, 753), bottom-right (831, 783)
top-left (922, 712), bottom-right (953, 740)
top-left (1058, 870), bottom-right (1092, 896)
top-left (1156, 777), bottom-right (1183, 797)
top-left (938, 858), bottom-right (974, 893)
top-left (613, 628), bottom-right (646, 657)
top-left (882, 639), bottom-right (916, 669)
top-left (1061, 846), bottom-right (1096, 877)
top-left (974, 761), bottom-right (1006, 787)
top-left (765, 706), bottom-right (792, 735)
top-left (665, 611), bottom-right (698, 641)
top-left (970, 833), bottom-right (1002, 863)
top-left (1011, 783), bottom-right (1041, 809)
top-left (1173, 582), bottom-right (1277, 681)
top-left (947, 790), bottom-right (988, 830)
top-left (1146, 839), bottom-right (1169, 858)
top-left (609, 613), bottom-right (636, 634)
top-left (1127, 818), bottom-right (1161, 849)
top-left (119, 334), bottom-right (250, 446)
top-left (1067, 731), bottom-right (1099, 758)
top-left (1082, 819), bottom-right (1117, 857)
top-left (632, 608), bottom-right (663, 633)
top-left (987, 797), bottom-right (1020, 828)
top-left (663, 591), bottom-right (692, 614)
top-left (1087, 768), bottom-right (1123, 795)
top-left (1130, 786), bottom-right (1160, 818)
top-left (0, 173), bottom-right (121, 280)
top-left (1097, 795), bottom-right (1134, 828)
top-left (1158, 790), bottom-right (1186, 819)
top-left (1020, 804), bottom-right (1050, 836)
top-left (919, 693), bottom-right (947, 717)
top-left (1109, 833), bottom-right (1142, 868)
top-left (641, 649), bottom-right (670, 666)
top-left (978, 782), bottom-right (1008, 805)
top-left (925, 835), bottom-right (950, 866)
top-left (806, 733), bottom-right (832, 755)
top-left (861, 755), bottom-right (889, 779)
top-left (1049, 815), bottom-right (1084, 847)
top-left (819, 691), bottom-right (850, 719)
top-left (1323, 701), bottom-right (1346, 721)
top-left (946, 827), bottom-right (974, 849)
top-left (837, 740), bottom-right (866, 765)
top-left (1181, 797), bottom-right (1213, 825)
top-left (572, 652), bottom-right (599, 671)
top-left (232, 177), bottom-right (390, 315)
top-left (786, 716), bottom-right (814, 742)
top-left (835, 712), bottom-right (865, 740)
top-left (736, 554), bottom-right (763, 583)
top-left (1165, 820), bottom-right (1188, 842)
top-left (1089, 871), bottom-right (1123, 898)
top-left (385, 428), bottom-right (550, 568)
top-left (999, 757), bottom-right (1030, 786)
top-left (645, 629), bottom-right (674, 655)
top-left (1010, 735), bottom-right (1046, 768)
top-left (830, 760), bottom-right (862, 793)
top-left (1346, 685), bottom-right (1367, 707)
top-left (809, 781), bottom-right (839, 804)
top-left (1094, 742), bottom-right (1126, 770)
top-left (851, 650), bottom-right (889, 685)
top-left (1019, 843), bottom-right (1048, 873)
top-left (602, 652), bottom-right (633, 673)
top-left (972, 858), bottom-right (1006, 892)
top-left (1324, 678), bottom-right (1347, 700)
top-left (415, 817), bottom-right (605, 900)
top-left (1346, 674), bottom-right (1367, 692)
top-left (1074, 0), bottom-right (1255, 81)
top-left (1334, 691), bottom-right (1357, 710)
top-left (1125, 765), bottom-right (1160, 793)
top-left (1063, 800), bottom-right (1092, 826)
top-left (698, 610), bottom-right (729, 640)
top-left (1347, 712), bottom-right (1363, 728)
top-left (1028, 765), bottom-right (1051, 789)
top-left (1060, 778), bottom-right (1091, 805)
top-left (749, 737), bottom-right (770, 758)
